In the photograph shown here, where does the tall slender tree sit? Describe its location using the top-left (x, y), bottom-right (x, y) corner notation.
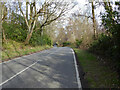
top-left (1, 3), bottom-right (7, 42)
top-left (91, 1), bottom-right (96, 39)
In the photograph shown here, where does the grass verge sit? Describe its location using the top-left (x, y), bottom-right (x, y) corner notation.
top-left (2, 40), bottom-right (52, 62)
top-left (74, 48), bottom-right (120, 88)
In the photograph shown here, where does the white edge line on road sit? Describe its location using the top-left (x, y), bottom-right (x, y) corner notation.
top-left (0, 52), bottom-right (41, 65)
top-left (0, 57), bottom-right (21, 65)
top-left (0, 48), bottom-right (58, 86)
top-left (0, 48), bottom-right (52, 65)
top-left (0, 61), bottom-right (38, 86)
top-left (71, 49), bottom-right (82, 89)
top-left (0, 54), bottom-right (35, 65)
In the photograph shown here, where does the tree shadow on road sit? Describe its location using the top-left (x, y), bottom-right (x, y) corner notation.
top-left (2, 49), bottom-right (79, 88)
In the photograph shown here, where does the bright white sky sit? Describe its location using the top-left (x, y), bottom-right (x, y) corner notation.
top-left (6, 0), bottom-right (118, 25)
top-left (75, 0), bottom-right (118, 24)
top-left (73, 0), bottom-right (117, 25)
top-left (75, 0), bottom-right (104, 24)
top-left (62, 0), bottom-right (104, 26)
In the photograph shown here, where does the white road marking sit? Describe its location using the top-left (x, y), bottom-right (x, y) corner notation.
top-left (0, 47), bottom-right (81, 88)
top-left (0, 61), bottom-right (38, 86)
top-left (0, 57), bottom-right (21, 65)
top-left (0, 49), bottom-right (49, 65)
top-left (0, 48), bottom-right (57, 86)
top-left (0, 54), bottom-right (34, 65)
top-left (71, 49), bottom-right (82, 89)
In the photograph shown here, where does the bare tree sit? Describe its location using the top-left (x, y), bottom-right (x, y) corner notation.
top-left (18, 0), bottom-right (75, 44)
top-left (18, 1), bottom-right (38, 44)
top-left (72, 1), bottom-right (97, 39)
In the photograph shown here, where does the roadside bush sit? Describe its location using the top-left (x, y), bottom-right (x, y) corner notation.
top-left (2, 21), bottom-right (27, 42)
top-left (30, 30), bottom-right (52, 46)
top-left (89, 33), bottom-right (120, 78)
top-left (90, 34), bottom-right (111, 51)
top-left (75, 39), bottom-right (82, 48)
top-left (89, 1), bottom-right (120, 78)
top-left (62, 41), bottom-right (71, 47)
top-left (2, 21), bottom-right (52, 46)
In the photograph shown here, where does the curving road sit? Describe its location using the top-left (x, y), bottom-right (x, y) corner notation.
top-left (0, 47), bottom-right (82, 89)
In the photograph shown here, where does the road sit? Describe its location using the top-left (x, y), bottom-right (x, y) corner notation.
top-left (0, 47), bottom-right (82, 89)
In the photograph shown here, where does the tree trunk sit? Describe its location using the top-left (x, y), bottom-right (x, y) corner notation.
top-left (24, 18), bottom-right (37, 45)
top-left (2, 28), bottom-right (6, 42)
top-left (1, 14), bottom-right (6, 42)
top-left (1, 3), bottom-right (7, 42)
top-left (91, 2), bottom-right (96, 40)
top-left (25, 29), bottom-right (34, 45)
top-left (26, 2), bottom-right (28, 20)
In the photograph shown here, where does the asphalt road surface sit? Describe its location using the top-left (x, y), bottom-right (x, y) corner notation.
top-left (0, 47), bottom-right (82, 89)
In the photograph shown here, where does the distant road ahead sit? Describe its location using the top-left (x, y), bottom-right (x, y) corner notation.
top-left (0, 47), bottom-right (81, 88)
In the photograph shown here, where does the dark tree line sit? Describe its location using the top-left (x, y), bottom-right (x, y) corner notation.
top-left (89, 1), bottom-right (120, 78)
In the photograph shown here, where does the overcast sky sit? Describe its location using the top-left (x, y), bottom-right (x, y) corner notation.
top-left (5, 0), bottom-right (118, 25)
